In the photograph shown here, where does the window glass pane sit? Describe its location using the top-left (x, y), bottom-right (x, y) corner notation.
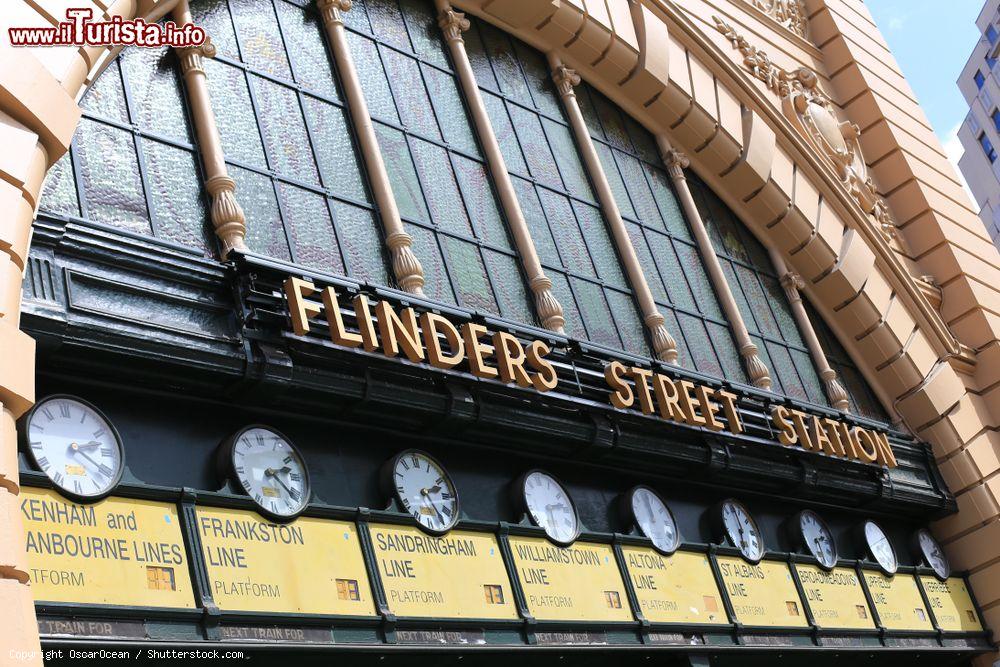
top-left (677, 313), bottom-right (723, 378)
top-left (204, 59), bottom-right (268, 168)
top-left (707, 320), bottom-right (746, 381)
top-left (303, 96), bottom-right (367, 201)
top-left (333, 201), bottom-right (390, 285)
top-left (543, 117), bottom-right (592, 199)
top-left (508, 104), bottom-right (562, 188)
top-left (80, 60), bottom-right (128, 123)
top-left (398, 0), bottom-right (449, 68)
top-left (274, 0), bottom-right (339, 99)
top-left (120, 45), bottom-right (192, 144)
top-left (606, 290), bottom-right (648, 356)
top-left (440, 236), bottom-right (499, 314)
top-left (409, 138), bottom-right (473, 236)
top-left (405, 222), bottom-right (453, 305)
top-left (537, 190), bottom-right (594, 277)
top-left (229, 165), bottom-right (290, 260)
top-left (476, 24), bottom-right (531, 103)
top-left (548, 271), bottom-right (585, 340)
top-left (190, 0), bottom-right (240, 60)
top-left (574, 202), bottom-right (627, 288)
top-left (39, 153), bottom-right (79, 218)
top-left (423, 65), bottom-right (478, 155)
top-left (571, 278), bottom-right (620, 350)
top-left (143, 140), bottom-right (210, 251)
top-left (276, 181), bottom-right (345, 274)
top-left (452, 154), bottom-right (510, 250)
top-left (381, 48), bottom-right (441, 140)
top-left (511, 176), bottom-right (558, 264)
top-left (228, 0), bottom-right (293, 79)
top-left (347, 32), bottom-right (401, 123)
top-left (251, 74), bottom-right (320, 183)
top-left (481, 91), bottom-right (528, 175)
top-left (376, 124), bottom-right (430, 222)
top-left (484, 250), bottom-right (535, 323)
top-left (765, 341), bottom-right (807, 400)
top-left (75, 119), bottom-right (151, 235)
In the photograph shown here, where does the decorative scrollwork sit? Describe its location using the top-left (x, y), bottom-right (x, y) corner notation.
top-left (746, 0), bottom-right (808, 38)
top-left (713, 17), bottom-right (896, 240)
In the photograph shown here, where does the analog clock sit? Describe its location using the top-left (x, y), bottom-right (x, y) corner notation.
top-left (21, 395), bottom-right (124, 501)
top-left (517, 470), bottom-right (579, 546)
top-left (625, 486), bottom-right (680, 555)
top-left (220, 426), bottom-right (310, 520)
top-left (385, 449), bottom-right (459, 534)
top-left (859, 519), bottom-right (897, 575)
top-left (717, 499), bottom-right (764, 563)
top-left (912, 528), bottom-right (949, 581)
top-left (793, 510), bottom-right (838, 570)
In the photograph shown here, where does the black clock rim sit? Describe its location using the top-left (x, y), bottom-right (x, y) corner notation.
top-left (715, 498), bottom-right (764, 565)
top-left (624, 485), bottom-right (680, 556)
top-left (858, 519), bottom-right (898, 576)
top-left (912, 528), bottom-right (950, 581)
top-left (219, 424), bottom-right (311, 523)
top-left (18, 393), bottom-right (126, 504)
top-left (514, 469), bottom-right (581, 548)
top-left (383, 448), bottom-right (460, 536)
top-left (794, 509), bottom-right (839, 571)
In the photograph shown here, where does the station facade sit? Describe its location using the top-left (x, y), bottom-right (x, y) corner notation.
top-left (1, 0), bottom-right (1000, 665)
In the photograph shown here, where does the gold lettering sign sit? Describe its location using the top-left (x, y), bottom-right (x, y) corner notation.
top-left (197, 507), bottom-right (373, 616)
top-left (21, 487), bottom-right (194, 608)
top-left (508, 537), bottom-right (632, 622)
top-left (919, 577), bottom-right (983, 632)
top-left (284, 276), bottom-right (897, 469)
top-left (621, 547), bottom-right (728, 624)
top-left (716, 557), bottom-right (807, 627)
top-left (795, 565), bottom-right (875, 629)
top-left (863, 572), bottom-right (933, 631)
top-left (370, 525), bottom-right (517, 620)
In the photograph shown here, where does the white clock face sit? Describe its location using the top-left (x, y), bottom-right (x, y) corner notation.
top-left (800, 510), bottom-right (837, 569)
top-left (722, 500), bottom-right (763, 562)
top-left (864, 520), bottom-right (897, 574)
top-left (630, 487), bottom-right (679, 554)
top-left (25, 396), bottom-right (123, 499)
top-left (392, 451), bottom-right (458, 533)
top-left (917, 529), bottom-right (949, 580)
top-left (231, 427), bottom-right (309, 518)
top-left (523, 471), bottom-right (578, 545)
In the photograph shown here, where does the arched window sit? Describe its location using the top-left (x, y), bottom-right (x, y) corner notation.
top-left (192, 0), bottom-right (389, 283)
top-left (39, 45), bottom-right (210, 252)
top-left (575, 81), bottom-right (746, 380)
top-left (463, 18), bottom-right (650, 356)
top-left (687, 178), bottom-right (829, 405)
top-left (342, 0), bottom-right (536, 323)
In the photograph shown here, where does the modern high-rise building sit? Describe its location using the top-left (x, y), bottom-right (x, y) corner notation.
top-left (2, 0), bottom-right (1000, 665)
top-left (959, 0), bottom-right (1000, 246)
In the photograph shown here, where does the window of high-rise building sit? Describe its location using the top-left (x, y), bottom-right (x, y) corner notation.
top-left (980, 132), bottom-right (998, 162)
top-left (976, 69), bottom-right (987, 88)
top-left (987, 24), bottom-right (999, 45)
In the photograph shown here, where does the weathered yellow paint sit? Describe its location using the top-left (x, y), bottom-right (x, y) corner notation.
top-left (508, 537), bottom-right (632, 622)
top-left (795, 565), bottom-right (875, 630)
top-left (21, 487), bottom-right (194, 608)
top-left (196, 506), bottom-right (373, 616)
top-left (863, 572), bottom-right (933, 631)
top-left (621, 547), bottom-right (728, 624)
top-left (919, 576), bottom-right (983, 632)
top-left (370, 524), bottom-right (517, 620)
top-left (716, 556), bottom-right (807, 628)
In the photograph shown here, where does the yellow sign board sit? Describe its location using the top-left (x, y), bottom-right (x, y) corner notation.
top-left (21, 487), bottom-right (194, 608)
top-left (716, 556), bottom-right (807, 627)
top-left (920, 577), bottom-right (983, 632)
top-left (863, 572), bottom-right (933, 631)
top-left (196, 507), bottom-right (373, 616)
top-left (370, 524), bottom-right (517, 620)
top-left (795, 565), bottom-right (875, 630)
top-left (508, 537), bottom-right (632, 622)
top-left (621, 547), bottom-right (728, 625)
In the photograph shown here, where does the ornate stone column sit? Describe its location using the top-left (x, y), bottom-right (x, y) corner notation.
top-left (548, 55), bottom-right (678, 363)
top-left (434, 2), bottom-right (564, 332)
top-left (173, 1), bottom-right (246, 258)
top-left (770, 250), bottom-right (851, 411)
top-left (317, 0), bottom-right (425, 296)
top-left (657, 139), bottom-right (772, 389)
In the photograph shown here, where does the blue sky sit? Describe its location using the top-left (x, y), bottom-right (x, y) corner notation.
top-left (867, 0), bottom-right (981, 169)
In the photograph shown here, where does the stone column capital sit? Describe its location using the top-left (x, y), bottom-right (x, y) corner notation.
top-left (317, 0), bottom-right (352, 25)
top-left (662, 148), bottom-right (690, 180)
top-left (177, 37), bottom-right (216, 75)
top-left (779, 270), bottom-right (805, 302)
top-left (551, 64), bottom-right (580, 98)
top-left (438, 8), bottom-right (469, 43)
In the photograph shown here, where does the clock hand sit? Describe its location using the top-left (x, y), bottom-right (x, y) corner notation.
top-left (71, 445), bottom-right (106, 475)
top-left (265, 469), bottom-right (295, 498)
top-left (77, 440), bottom-right (103, 450)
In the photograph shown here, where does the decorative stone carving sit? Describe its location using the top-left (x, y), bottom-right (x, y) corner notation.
top-left (317, 0), bottom-right (352, 25)
top-left (551, 65), bottom-right (581, 97)
top-left (437, 8), bottom-right (469, 43)
top-left (529, 276), bottom-right (566, 333)
top-left (713, 17), bottom-right (896, 241)
top-left (205, 175), bottom-right (247, 258)
top-left (746, 0), bottom-right (808, 38)
top-left (645, 313), bottom-right (679, 364)
top-left (385, 231), bottom-right (426, 296)
top-left (821, 368), bottom-right (852, 412)
top-left (663, 148), bottom-right (690, 179)
top-left (740, 341), bottom-right (772, 390)
top-left (177, 37), bottom-right (215, 75)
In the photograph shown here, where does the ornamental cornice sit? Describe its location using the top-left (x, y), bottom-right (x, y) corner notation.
top-left (713, 17), bottom-right (896, 242)
top-left (744, 0), bottom-right (808, 38)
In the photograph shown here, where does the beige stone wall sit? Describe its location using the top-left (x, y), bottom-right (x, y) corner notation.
top-left (1, 0), bottom-right (999, 658)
